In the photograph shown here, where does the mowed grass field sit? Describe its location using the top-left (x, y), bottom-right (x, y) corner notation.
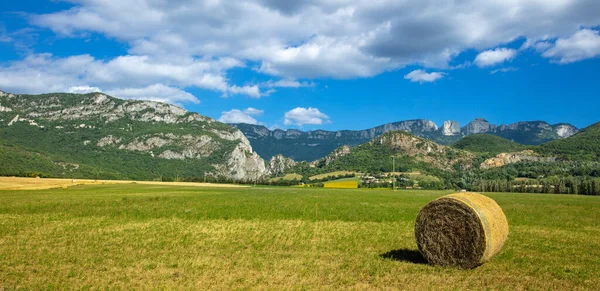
top-left (1, 185), bottom-right (599, 289)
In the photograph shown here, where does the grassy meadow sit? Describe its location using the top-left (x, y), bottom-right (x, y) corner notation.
top-left (309, 171), bottom-right (358, 180)
top-left (1, 184), bottom-right (599, 289)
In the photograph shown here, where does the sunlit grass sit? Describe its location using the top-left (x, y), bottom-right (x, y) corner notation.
top-left (309, 171), bottom-right (359, 180)
top-left (268, 173), bottom-right (303, 182)
top-left (1, 185), bottom-right (599, 289)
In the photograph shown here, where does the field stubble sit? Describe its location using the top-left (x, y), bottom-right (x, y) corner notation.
top-left (0, 185), bottom-right (599, 289)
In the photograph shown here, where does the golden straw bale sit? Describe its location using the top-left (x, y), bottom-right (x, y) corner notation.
top-left (415, 192), bottom-right (508, 269)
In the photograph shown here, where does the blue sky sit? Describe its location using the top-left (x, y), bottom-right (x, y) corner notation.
top-left (1, 1), bottom-right (599, 131)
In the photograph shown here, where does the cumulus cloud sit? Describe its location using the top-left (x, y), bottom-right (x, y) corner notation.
top-left (67, 86), bottom-right (102, 94)
top-left (27, 0), bottom-right (600, 80)
top-left (106, 84), bottom-right (199, 104)
top-left (284, 107), bottom-right (330, 126)
top-left (227, 85), bottom-right (261, 98)
top-left (218, 107), bottom-right (264, 124)
top-left (263, 79), bottom-right (315, 88)
top-left (243, 107), bottom-right (264, 116)
top-left (0, 53), bottom-right (262, 103)
top-left (404, 70), bottom-right (445, 83)
top-left (474, 48), bottom-right (517, 67)
top-left (542, 29), bottom-right (600, 64)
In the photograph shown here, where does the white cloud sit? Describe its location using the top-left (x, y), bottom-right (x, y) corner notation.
top-left (218, 107), bottom-right (264, 124)
top-left (490, 67), bottom-right (519, 74)
top-left (106, 84), bottom-right (199, 104)
top-left (284, 107), bottom-right (330, 126)
top-left (67, 85), bottom-right (102, 94)
top-left (542, 29), bottom-right (600, 64)
top-left (27, 0), bottom-right (600, 80)
top-left (404, 69), bottom-right (445, 83)
top-left (243, 107), bottom-right (264, 116)
top-left (263, 79), bottom-right (315, 88)
top-left (474, 48), bottom-right (517, 67)
top-left (227, 85), bottom-right (261, 98)
top-left (534, 42), bottom-right (553, 52)
top-left (0, 53), bottom-right (264, 102)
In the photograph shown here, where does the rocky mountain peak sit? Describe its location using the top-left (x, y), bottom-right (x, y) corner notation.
top-left (442, 120), bottom-right (461, 136)
top-left (374, 131), bottom-right (443, 154)
top-left (463, 118), bottom-right (495, 134)
top-left (265, 154), bottom-right (297, 176)
top-left (553, 124), bottom-right (579, 138)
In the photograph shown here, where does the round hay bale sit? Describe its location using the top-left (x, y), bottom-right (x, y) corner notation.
top-left (415, 192), bottom-right (508, 269)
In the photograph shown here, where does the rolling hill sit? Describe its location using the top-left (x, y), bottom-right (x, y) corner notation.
top-left (536, 122), bottom-right (600, 161)
top-left (289, 131), bottom-right (475, 178)
top-left (452, 134), bottom-right (525, 155)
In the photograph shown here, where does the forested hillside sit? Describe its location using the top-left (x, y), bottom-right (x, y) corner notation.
top-left (0, 90), bottom-right (265, 181)
top-left (452, 134), bottom-right (525, 155)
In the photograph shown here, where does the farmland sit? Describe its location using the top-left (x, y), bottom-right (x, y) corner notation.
top-left (1, 184), bottom-right (599, 289)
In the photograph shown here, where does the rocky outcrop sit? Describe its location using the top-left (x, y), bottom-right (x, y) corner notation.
top-left (265, 154), bottom-right (296, 176)
top-left (372, 131), bottom-right (474, 171)
top-left (442, 120), bottom-right (461, 136)
top-left (325, 145), bottom-right (351, 165)
top-left (7, 92), bottom-right (211, 126)
top-left (97, 135), bottom-right (122, 147)
top-left (463, 118), bottom-right (495, 134)
top-left (480, 150), bottom-right (556, 169)
top-left (0, 102), bottom-right (12, 112)
top-left (553, 124), bottom-right (579, 138)
top-left (371, 119), bottom-right (439, 136)
top-left (213, 141), bottom-right (266, 181)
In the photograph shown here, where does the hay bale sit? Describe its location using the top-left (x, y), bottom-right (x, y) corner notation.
top-left (414, 192), bottom-right (508, 269)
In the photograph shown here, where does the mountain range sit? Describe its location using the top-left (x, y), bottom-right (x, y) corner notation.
top-left (0, 90), bottom-right (265, 181)
top-left (276, 122), bottom-right (600, 189)
top-left (231, 118), bottom-right (579, 161)
top-left (1, 89), bottom-right (597, 186)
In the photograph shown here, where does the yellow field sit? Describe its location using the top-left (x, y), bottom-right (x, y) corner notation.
top-left (323, 180), bottom-right (359, 189)
top-left (309, 171), bottom-right (358, 180)
top-left (0, 177), bottom-right (248, 190)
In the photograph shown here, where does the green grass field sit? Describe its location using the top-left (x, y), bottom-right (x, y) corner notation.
top-left (1, 185), bottom-right (599, 289)
top-left (309, 171), bottom-right (358, 180)
top-left (268, 173), bottom-right (303, 182)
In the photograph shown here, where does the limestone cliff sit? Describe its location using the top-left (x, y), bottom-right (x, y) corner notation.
top-left (442, 120), bottom-right (461, 136)
top-left (480, 150), bottom-right (556, 169)
top-left (265, 154), bottom-right (296, 176)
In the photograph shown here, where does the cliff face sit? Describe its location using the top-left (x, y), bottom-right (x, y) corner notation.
top-left (553, 124), bottom-right (579, 138)
top-left (265, 154), bottom-right (296, 176)
top-left (462, 118), bottom-right (496, 134)
top-left (0, 91), bottom-right (266, 181)
top-left (480, 150), bottom-right (556, 169)
top-left (442, 120), bottom-right (461, 136)
top-left (371, 131), bottom-right (474, 171)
